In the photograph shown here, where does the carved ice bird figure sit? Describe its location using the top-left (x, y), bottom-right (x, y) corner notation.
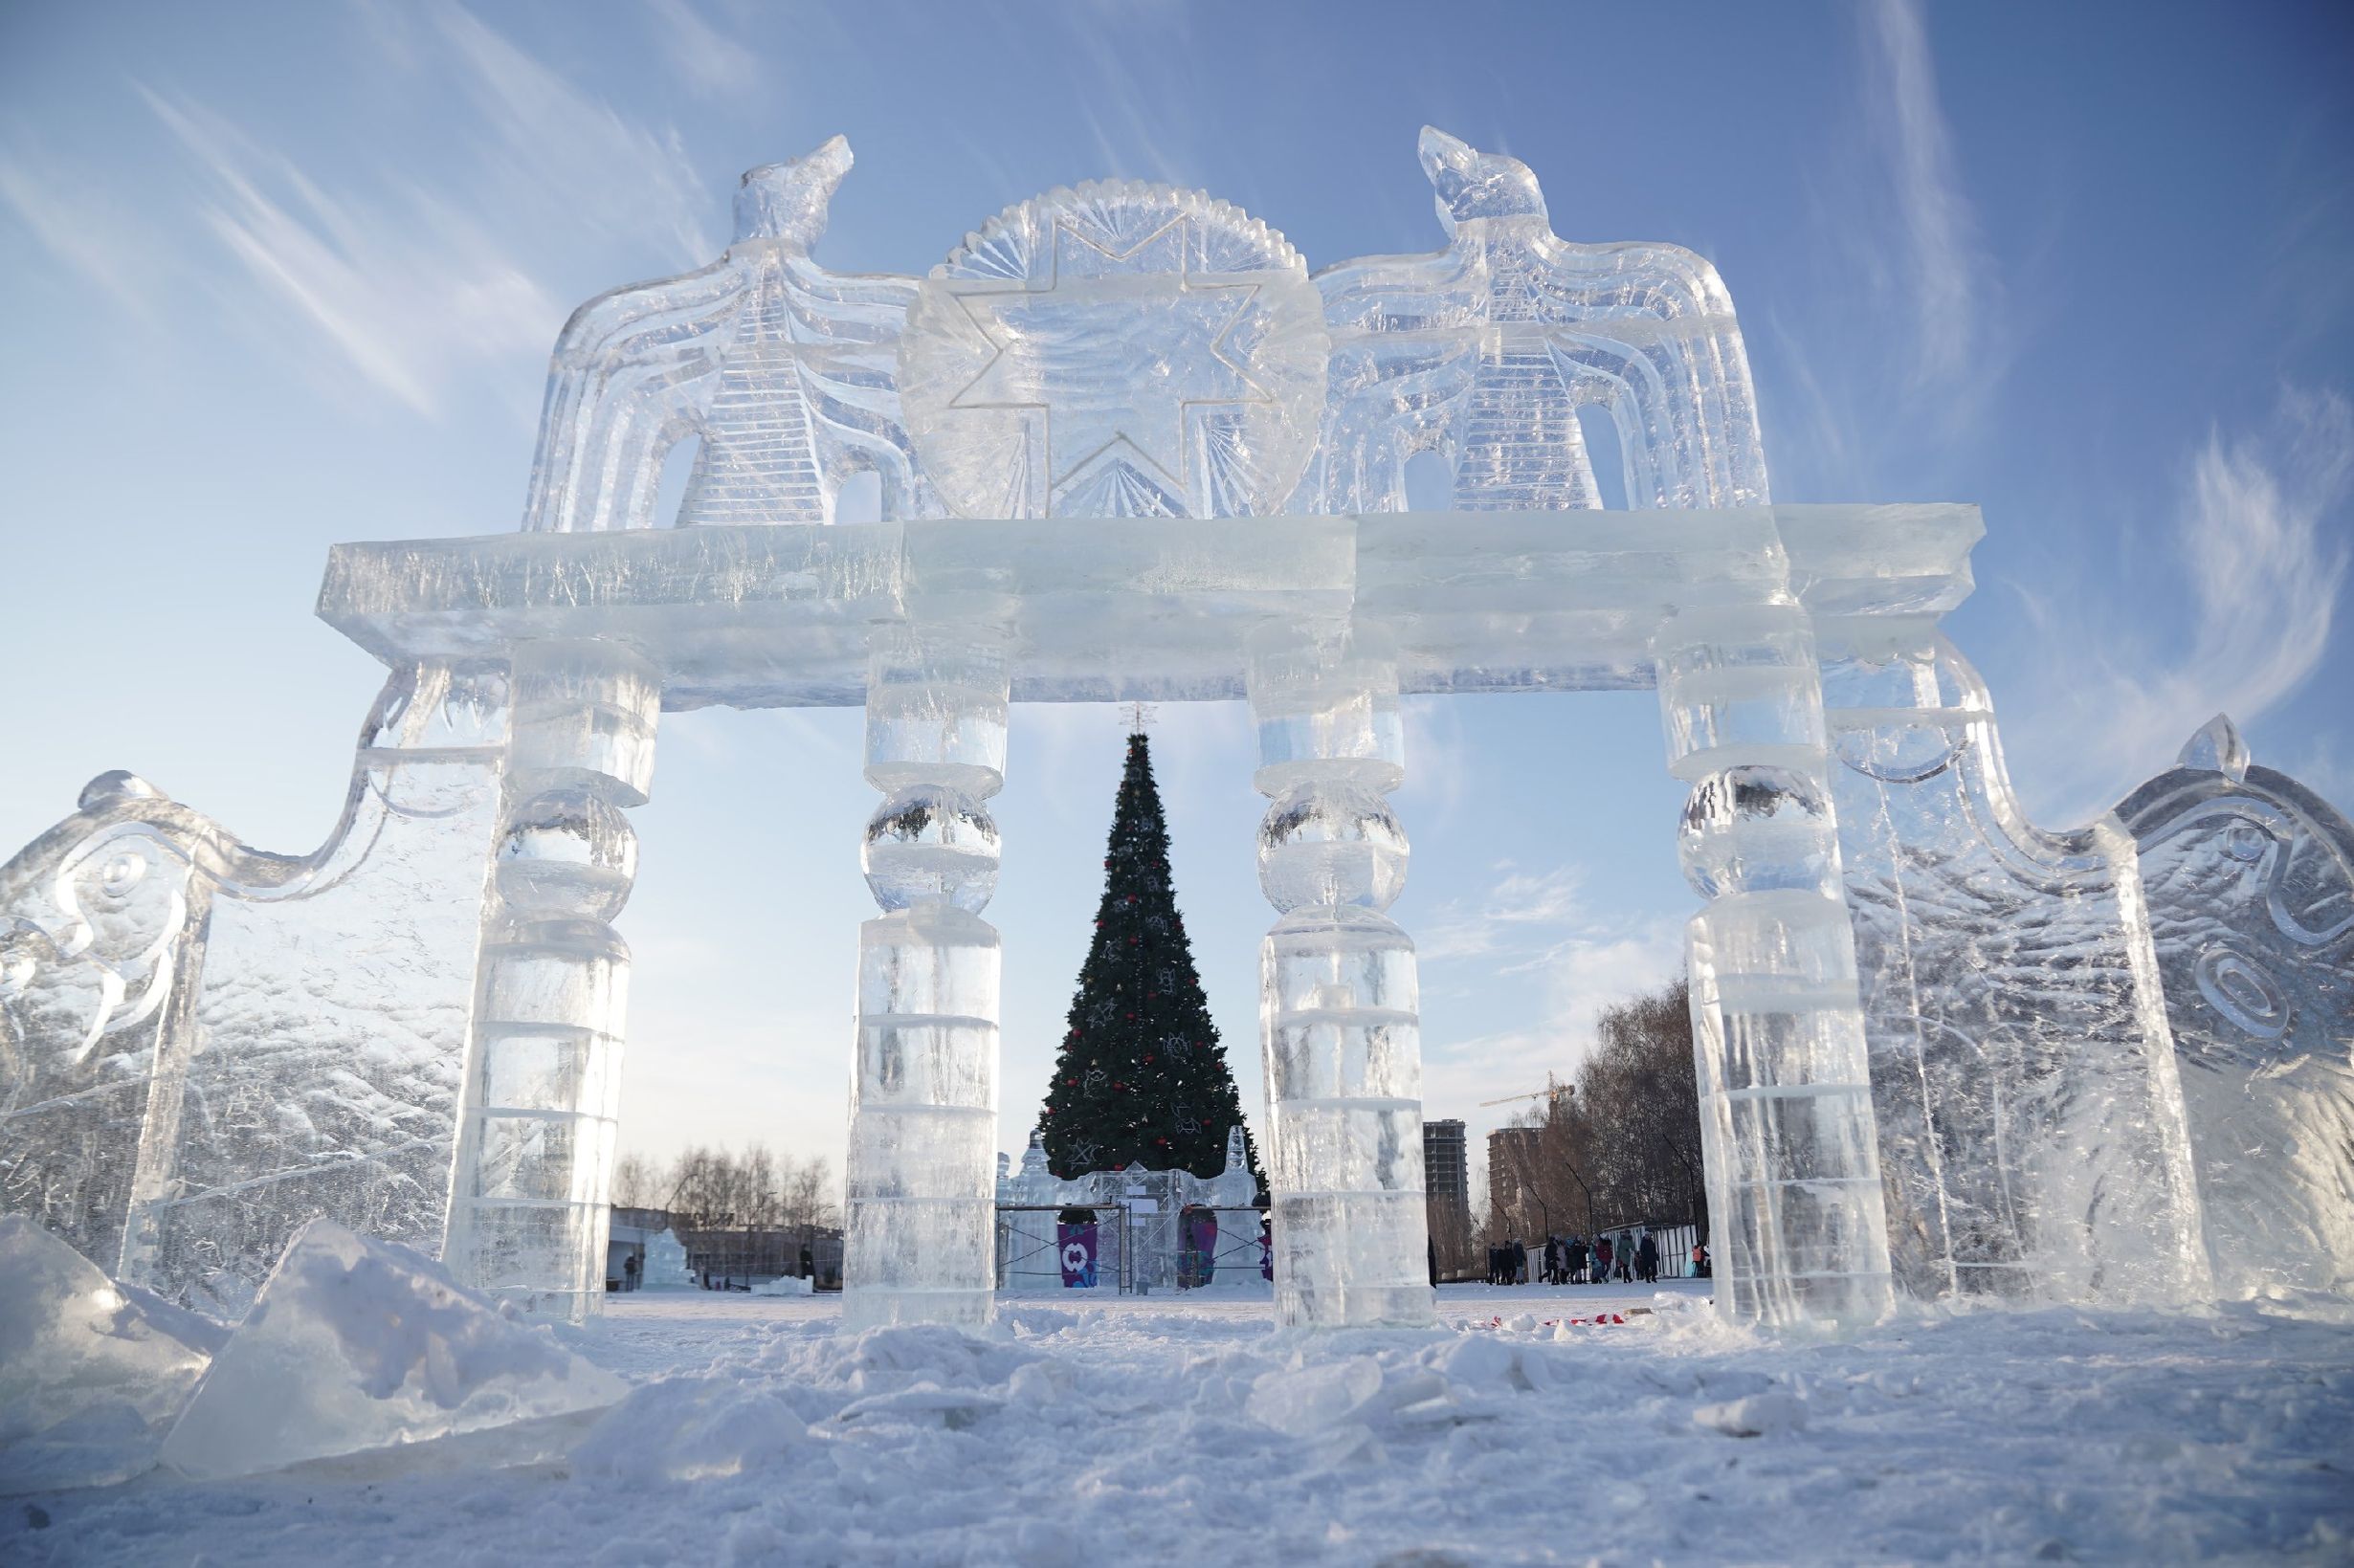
top-left (1416, 126), bottom-right (1548, 232)
top-left (732, 135), bottom-right (853, 250)
top-left (1298, 127), bottom-right (1770, 514)
top-left (522, 135), bottom-right (925, 532)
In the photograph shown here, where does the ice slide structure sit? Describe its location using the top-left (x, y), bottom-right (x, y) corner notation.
top-left (5, 132), bottom-right (2347, 1331)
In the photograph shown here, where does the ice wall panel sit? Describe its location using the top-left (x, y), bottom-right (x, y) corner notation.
top-left (2118, 733), bottom-right (2354, 1295)
top-left (1, 667), bottom-right (503, 1315)
top-left (1824, 636), bottom-right (2207, 1304)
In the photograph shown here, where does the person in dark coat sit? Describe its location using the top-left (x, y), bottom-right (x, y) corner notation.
top-left (1568, 1235), bottom-right (1588, 1283)
top-left (1636, 1231), bottom-right (1659, 1284)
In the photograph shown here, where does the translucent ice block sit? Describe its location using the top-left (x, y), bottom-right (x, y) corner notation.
top-left (0, 1216), bottom-right (215, 1495)
top-left (158, 1220), bottom-right (623, 1480)
top-left (2117, 718), bottom-right (2354, 1295)
top-left (1823, 636), bottom-right (2208, 1304)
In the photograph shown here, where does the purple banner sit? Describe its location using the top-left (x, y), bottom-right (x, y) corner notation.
top-left (1057, 1221), bottom-right (1099, 1288)
top-left (1179, 1206), bottom-right (1218, 1289)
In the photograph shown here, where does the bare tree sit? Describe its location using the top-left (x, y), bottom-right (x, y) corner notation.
top-left (1425, 1194), bottom-right (1478, 1279)
top-left (781, 1156), bottom-right (836, 1231)
top-left (1484, 975), bottom-right (1706, 1245)
top-left (610, 1151), bottom-right (660, 1209)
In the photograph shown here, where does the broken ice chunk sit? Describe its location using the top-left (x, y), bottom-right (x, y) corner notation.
top-left (0, 1217), bottom-right (214, 1495)
top-left (158, 1220), bottom-right (624, 1480)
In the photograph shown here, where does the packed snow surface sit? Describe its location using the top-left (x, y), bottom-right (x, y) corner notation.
top-left (7, 1281), bottom-right (2349, 1564)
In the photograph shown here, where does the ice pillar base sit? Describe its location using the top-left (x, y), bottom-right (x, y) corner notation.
top-left (1657, 607), bottom-right (1895, 1329)
top-left (1250, 632), bottom-right (1433, 1330)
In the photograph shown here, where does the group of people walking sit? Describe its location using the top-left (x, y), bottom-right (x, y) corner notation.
top-left (1485, 1230), bottom-right (1701, 1286)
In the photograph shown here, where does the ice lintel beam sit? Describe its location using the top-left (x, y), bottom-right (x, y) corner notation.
top-left (316, 505), bottom-right (1981, 709)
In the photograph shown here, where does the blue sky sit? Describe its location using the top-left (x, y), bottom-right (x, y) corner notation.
top-left (4, 2), bottom-right (2348, 1206)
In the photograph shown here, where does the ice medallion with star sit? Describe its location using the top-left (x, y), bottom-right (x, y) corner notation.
top-left (948, 216), bottom-right (1271, 495)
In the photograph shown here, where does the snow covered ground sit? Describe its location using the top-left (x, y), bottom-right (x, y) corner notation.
top-left (9, 1281), bottom-right (2350, 1565)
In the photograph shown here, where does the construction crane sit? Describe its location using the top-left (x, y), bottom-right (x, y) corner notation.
top-left (1477, 1072), bottom-right (1594, 1238)
top-left (1479, 1073), bottom-right (1571, 1111)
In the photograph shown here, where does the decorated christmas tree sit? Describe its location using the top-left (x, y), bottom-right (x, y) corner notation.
top-left (1040, 730), bottom-right (1265, 1198)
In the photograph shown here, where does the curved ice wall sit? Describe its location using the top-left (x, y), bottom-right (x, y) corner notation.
top-left (0, 667), bottom-right (503, 1317)
top-left (2118, 718), bottom-right (2354, 1294)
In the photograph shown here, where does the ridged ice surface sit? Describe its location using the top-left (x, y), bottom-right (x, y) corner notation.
top-left (0, 668), bottom-right (503, 1316)
top-left (2118, 733), bottom-right (2354, 1294)
top-left (1824, 638), bottom-right (2207, 1304)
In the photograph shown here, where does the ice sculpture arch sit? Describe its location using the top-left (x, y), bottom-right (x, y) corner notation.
top-left (7, 128), bottom-right (2348, 1331)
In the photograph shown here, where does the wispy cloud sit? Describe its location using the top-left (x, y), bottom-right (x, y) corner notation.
top-left (2008, 387), bottom-right (2352, 823)
top-left (1418, 863), bottom-right (1682, 1077)
top-left (1057, 1), bottom-right (1199, 188)
top-left (1415, 860), bottom-right (1683, 1211)
top-left (1858, 0), bottom-right (1990, 393)
top-left (0, 148), bottom-right (160, 310)
top-left (1418, 864), bottom-right (1591, 962)
top-left (4, 3), bottom-right (713, 420)
top-left (139, 86), bottom-right (550, 415)
top-left (645, 0), bottom-right (760, 101)
top-left (1771, 0), bottom-right (2010, 496)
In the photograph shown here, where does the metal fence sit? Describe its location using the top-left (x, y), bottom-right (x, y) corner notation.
top-left (995, 1204), bottom-right (1268, 1294)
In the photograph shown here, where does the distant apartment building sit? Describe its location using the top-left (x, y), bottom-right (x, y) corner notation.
top-left (1487, 1124), bottom-right (1545, 1233)
top-left (1423, 1118), bottom-right (1469, 1208)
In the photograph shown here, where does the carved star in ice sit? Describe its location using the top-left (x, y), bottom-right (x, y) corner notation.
top-left (948, 216), bottom-right (1272, 493)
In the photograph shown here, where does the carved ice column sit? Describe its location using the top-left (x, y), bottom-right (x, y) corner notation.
top-left (1248, 630), bottom-right (1433, 1329)
top-left (842, 623), bottom-right (1008, 1331)
top-left (442, 640), bottom-right (655, 1323)
top-left (1655, 605), bottom-right (1895, 1327)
